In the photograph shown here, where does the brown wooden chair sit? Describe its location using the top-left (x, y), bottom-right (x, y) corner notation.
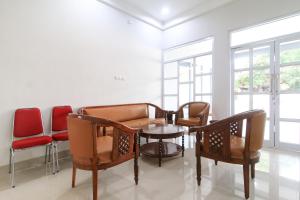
top-left (67, 114), bottom-right (139, 200)
top-left (191, 110), bottom-right (266, 199)
top-left (175, 102), bottom-right (210, 134)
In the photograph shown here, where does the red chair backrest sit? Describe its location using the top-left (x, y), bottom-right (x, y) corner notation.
top-left (52, 105), bottom-right (73, 131)
top-left (13, 108), bottom-right (44, 138)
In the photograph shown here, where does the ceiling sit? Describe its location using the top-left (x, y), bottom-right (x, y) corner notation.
top-left (98, 0), bottom-right (238, 30)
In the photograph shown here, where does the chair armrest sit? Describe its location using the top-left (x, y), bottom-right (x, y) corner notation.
top-left (192, 113), bottom-right (250, 160)
top-left (147, 103), bottom-right (173, 122)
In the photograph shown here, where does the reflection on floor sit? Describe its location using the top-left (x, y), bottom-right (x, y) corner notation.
top-left (0, 135), bottom-right (299, 200)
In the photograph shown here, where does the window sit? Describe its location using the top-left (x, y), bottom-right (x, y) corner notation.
top-left (231, 14), bottom-right (300, 47)
top-left (163, 38), bottom-right (214, 114)
top-left (230, 13), bottom-right (300, 151)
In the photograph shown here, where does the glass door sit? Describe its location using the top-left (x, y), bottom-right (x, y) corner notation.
top-left (178, 59), bottom-right (194, 107)
top-left (232, 36), bottom-right (300, 150)
top-left (275, 38), bottom-right (300, 150)
top-left (232, 42), bottom-right (274, 147)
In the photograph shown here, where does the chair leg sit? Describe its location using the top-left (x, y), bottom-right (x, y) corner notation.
top-left (55, 143), bottom-right (60, 172)
top-left (11, 149), bottom-right (15, 188)
top-left (251, 163), bottom-right (255, 179)
top-left (214, 160), bottom-right (218, 166)
top-left (51, 144), bottom-right (56, 174)
top-left (134, 153), bottom-right (139, 185)
top-left (72, 164), bottom-right (76, 188)
top-left (196, 156), bottom-right (201, 186)
top-left (92, 168), bottom-right (98, 200)
top-left (9, 148), bottom-right (12, 174)
top-left (243, 164), bottom-right (250, 199)
top-left (44, 145), bottom-right (48, 164)
top-left (48, 145), bottom-right (51, 163)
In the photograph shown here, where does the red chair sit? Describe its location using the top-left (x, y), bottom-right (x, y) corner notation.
top-left (9, 108), bottom-right (54, 187)
top-left (51, 105), bottom-right (73, 172)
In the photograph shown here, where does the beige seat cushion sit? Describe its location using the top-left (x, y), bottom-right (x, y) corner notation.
top-left (73, 136), bottom-right (113, 166)
top-left (230, 135), bottom-right (259, 159)
top-left (96, 136), bottom-right (113, 164)
top-left (176, 117), bottom-right (200, 126)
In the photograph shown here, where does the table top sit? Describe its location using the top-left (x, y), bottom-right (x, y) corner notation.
top-left (140, 124), bottom-right (185, 139)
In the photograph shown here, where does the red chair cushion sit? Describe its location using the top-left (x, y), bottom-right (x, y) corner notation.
top-left (14, 108), bottom-right (44, 138)
top-left (12, 136), bottom-right (52, 150)
top-left (52, 131), bottom-right (68, 141)
top-left (52, 106), bottom-right (73, 131)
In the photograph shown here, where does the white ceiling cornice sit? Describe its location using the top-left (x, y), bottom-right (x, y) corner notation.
top-left (98, 0), bottom-right (238, 30)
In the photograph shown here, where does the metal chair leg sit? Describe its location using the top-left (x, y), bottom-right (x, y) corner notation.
top-left (9, 148), bottom-right (12, 174)
top-left (55, 143), bottom-right (60, 172)
top-left (48, 145), bottom-right (51, 163)
top-left (44, 145), bottom-right (48, 164)
top-left (52, 144), bottom-right (56, 174)
top-left (11, 149), bottom-right (15, 188)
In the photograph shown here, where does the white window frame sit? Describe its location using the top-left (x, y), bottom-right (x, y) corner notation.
top-left (162, 37), bottom-right (214, 113)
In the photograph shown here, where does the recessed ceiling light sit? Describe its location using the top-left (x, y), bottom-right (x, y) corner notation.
top-left (161, 7), bottom-right (170, 16)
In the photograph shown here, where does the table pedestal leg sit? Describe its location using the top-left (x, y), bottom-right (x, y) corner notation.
top-left (182, 135), bottom-right (185, 157)
top-left (159, 139), bottom-right (162, 167)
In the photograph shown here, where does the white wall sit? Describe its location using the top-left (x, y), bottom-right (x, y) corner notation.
top-left (163, 0), bottom-right (300, 119)
top-left (0, 0), bottom-right (162, 166)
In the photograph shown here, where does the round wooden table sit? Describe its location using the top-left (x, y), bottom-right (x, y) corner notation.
top-left (139, 124), bottom-right (185, 167)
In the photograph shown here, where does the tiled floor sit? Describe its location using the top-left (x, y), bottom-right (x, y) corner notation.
top-left (0, 135), bottom-right (299, 200)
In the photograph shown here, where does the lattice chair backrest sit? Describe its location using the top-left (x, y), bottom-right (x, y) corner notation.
top-left (202, 123), bottom-right (231, 159)
top-left (112, 127), bottom-right (135, 161)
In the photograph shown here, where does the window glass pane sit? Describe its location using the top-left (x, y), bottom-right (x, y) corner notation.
top-left (195, 55), bottom-right (212, 74)
top-left (234, 95), bottom-right (249, 114)
top-left (195, 95), bottom-right (201, 101)
top-left (195, 77), bottom-right (202, 94)
top-left (202, 95), bottom-right (212, 113)
top-left (179, 84), bottom-right (190, 105)
top-left (264, 120), bottom-right (270, 141)
top-left (280, 66), bottom-right (300, 91)
top-left (234, 71), bottom-right (249, 92)
top-left (190, 84), bottom-right (194, 101)
top-left (280, 94), bottom-right (300, 119)
top-left (231, 14), bottom-right (300, 46)
top-left (164, 79), bottom-right (177, 95)
top-left (164, 38), bottom-right (213, 61)
top-left (163, 96), bottom-right (177, 111)
top-left (253, 94), bottom-right (270, 118)
top-left (280, 40), bottom-right (300, 64)
top-left (253, 46), bottom-right (270, 67)
top-left (195, 75), bottom-right (212, 94)
top-left (279, 121), bottom-right (300, 145)
top-left (179, 59), bottom-right (193, 82)
top-left (164, 62), bottom-right (177, 78)
top-left (234, 50), bottom-right (249, 69)
top-left (253, 69), bottom-right (271, 92)
top-left (202, 75), bottom-right (212, 94)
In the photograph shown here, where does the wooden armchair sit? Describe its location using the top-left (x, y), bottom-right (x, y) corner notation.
top-left (191, 110), bottom-right (266, 199)
top-left (67, 114), bottom-right (139, 200)
top-left (175, 102), bottom-right (210, 134)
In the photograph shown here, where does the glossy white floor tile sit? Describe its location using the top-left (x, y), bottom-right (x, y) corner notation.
top-left (0, 135), bottom-right (299, 200)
